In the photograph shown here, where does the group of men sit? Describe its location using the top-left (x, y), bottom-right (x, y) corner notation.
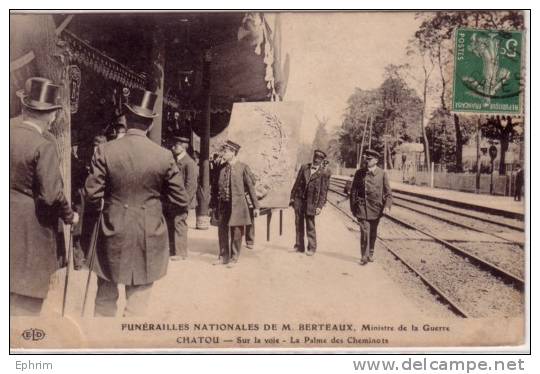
top-left (9, 77), bottom-right (260, 317)
top-left (10, 76), bottom-right (393, 318)
top-left (289, 148), bottom-right (392, 265)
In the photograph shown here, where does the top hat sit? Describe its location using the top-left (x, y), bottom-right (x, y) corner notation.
top-left (313, 149), bottom-right (327, 158)
top-left (17, 77), bottom-right (62, 111)
top-left (365, 149), bottom-right (380, 159)
top-left (222, 140), bottom-right (241, 153)
top-left (124, 89), bottom-right (159, 118)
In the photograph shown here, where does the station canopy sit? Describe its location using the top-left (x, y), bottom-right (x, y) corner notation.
top-left (11, 12), bottom-right (288, 143)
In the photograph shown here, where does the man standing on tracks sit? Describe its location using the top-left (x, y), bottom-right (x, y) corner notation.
top-left (85, 89), bottom-right (188, 317)
top-left (350, 149), bottom-right (392, 265)
top-left (289, 149), bottom-right (331, 256)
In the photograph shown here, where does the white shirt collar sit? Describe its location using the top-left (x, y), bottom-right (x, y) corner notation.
top-left (23, 121), bottom-right (43, 135)
top-left (176, 150), bottom-right (186, 162)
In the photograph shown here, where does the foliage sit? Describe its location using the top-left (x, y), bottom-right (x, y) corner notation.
top-left (311, 115), bottom-right (330, 154)
top-left (296, 142), bottom-right (313, 166)
top-left (413, 11), bottom-right (525, 172)
top-left (334, 68), bottom-right (423, 168)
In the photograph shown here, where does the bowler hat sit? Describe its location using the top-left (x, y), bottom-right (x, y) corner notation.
top-left (313, 149), bottom-right (327, 158)
top-left (365, 149), bottom-right (380, 159)
top-left (222, 140), bottom-right (241, 153)
top-left (124, 89), bottom-right (159, 118)
top-left (17, 77), bottom-right (62, 111)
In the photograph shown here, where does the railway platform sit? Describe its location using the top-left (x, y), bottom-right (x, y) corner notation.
top-left (44, 207), bottom-right (428, 322)
top-left (19, 198), bottom-right (524, 348)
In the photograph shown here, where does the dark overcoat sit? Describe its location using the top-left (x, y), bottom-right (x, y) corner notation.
top-left (290, 163), bottom-right (330, 216)
top-left (10, 118), bottom-right (74, 299)
top-left (213, 161), bottom-right (259, 227)
top-left (349, 166), bottom-right (392, 220)
top-left (84, 128), bottom-right (188, 286)
top-left (176, 153), bottom-right (198, 210)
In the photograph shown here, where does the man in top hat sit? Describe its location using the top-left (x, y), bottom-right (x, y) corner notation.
top-left (349, 149), bottom-right (392, 265)
top-left (10, 77), bottom-right (79, 315)
top-left (166, 135), bottom-right (198, 260)
top-left (210, 140), bottom-right (259, 265)
top-left (289, 149), bottom-right (331, 256)
top-left (85, 88), bottom-right (188, 317)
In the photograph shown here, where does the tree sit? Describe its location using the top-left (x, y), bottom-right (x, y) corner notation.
top-left (337, 88), bottom-right (381, 167)
top-left (335, 67), bottom-right (423, 168)
top-left (379, 65), bottom-right (423, 166)
top-left (312, 115), bottom-right (330, 154)
top-left (414, 11), bottom-right (525, 172)
top-left (483, 116), bottom-right (521, 174)
top-left (296, 142), bottom-right (313, 166)
top-left (406, 41), bottom-right (435, 171)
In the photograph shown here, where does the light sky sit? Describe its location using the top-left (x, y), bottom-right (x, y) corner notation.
top-left (279, 12), bottom-right (422, 143)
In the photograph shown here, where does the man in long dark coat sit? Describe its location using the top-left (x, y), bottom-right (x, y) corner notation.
top-left (10, 77), bottom-right (78, 315)
top-left (289, 149), bottom-right (330, 256)
top-left (210, 140), bottom-right (259, 266)
top-left (166, 135), bottom-right (198, 260)
top-left (349, 149), bottom-right (392, 265)
top-left (85, 89), bottom-right (188, 317)
top-left (244, 167), bottom-right (257, 249)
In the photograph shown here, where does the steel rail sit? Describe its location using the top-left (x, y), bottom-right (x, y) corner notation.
top-left (330, 176), bottom-right (524, 231)
top-left (326, 195), bottom-right (470, 318)
top-left (327, 187), bottom-right (525, 290)
top-left (383, 213), bottom-right (525, 289)
top-left (392, 199), bottom-right (523, 247)
top-left (392, 192), bottom-right (524, 232)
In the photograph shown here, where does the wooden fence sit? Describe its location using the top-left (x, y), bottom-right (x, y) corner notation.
top-left (333, 166), bottom-right (521, 197)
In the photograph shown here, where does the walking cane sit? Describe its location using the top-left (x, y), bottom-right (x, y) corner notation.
top-left (61, 224), bottom-right (74, 317)
top-left (81, 211), bottom-right (102, 317)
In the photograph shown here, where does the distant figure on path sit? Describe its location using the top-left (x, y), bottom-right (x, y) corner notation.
top-left (514, 164), bottom-right (524, 202)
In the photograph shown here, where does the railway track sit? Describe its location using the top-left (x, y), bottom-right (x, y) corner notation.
top-left (331, 176), bottom-right (524, 249)
top-left (326, 180), bottom-right (524, 318)
top-left (392, 196), bottom-right (523, 246)
top-left (392, 192), bottom-right (524, 232)
top-left (326, 193), bottom-right (471, 318)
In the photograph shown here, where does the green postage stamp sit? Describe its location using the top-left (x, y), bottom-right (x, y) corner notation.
top-left (452, 28), bottom-right (524, 114)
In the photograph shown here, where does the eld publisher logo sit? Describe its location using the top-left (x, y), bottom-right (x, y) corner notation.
top-left (21, 328), bottom-right (46, 341)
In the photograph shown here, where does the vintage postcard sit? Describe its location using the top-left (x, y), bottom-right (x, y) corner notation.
top-left (9, 10), bottom-right (529, 352)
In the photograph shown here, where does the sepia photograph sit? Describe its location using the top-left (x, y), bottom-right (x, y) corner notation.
top-left (9, 10), bottom-right (529, 352)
